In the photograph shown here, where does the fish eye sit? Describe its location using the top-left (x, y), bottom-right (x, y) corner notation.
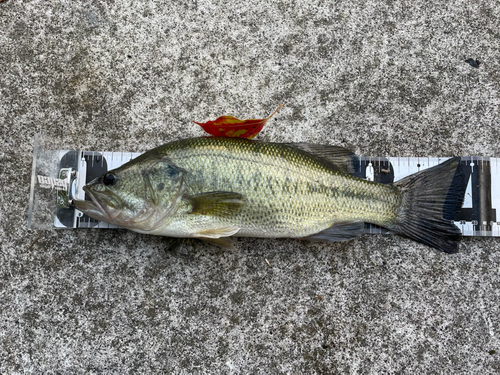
top-left (102, 172), bottom-right (116, 186)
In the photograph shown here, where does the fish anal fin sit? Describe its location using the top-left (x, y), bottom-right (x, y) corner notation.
top-left (303, 221), bottom-right (364, 242)
top-left (186, 191), bottom-right (244, 216)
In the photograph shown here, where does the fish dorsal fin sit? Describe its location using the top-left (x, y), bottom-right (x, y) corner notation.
top-left (285, 143), bottom-right (355, 174)
top-left (303, 221), bottom-right (364, 242)
top-left (186, 191), bottom-right (245, 217)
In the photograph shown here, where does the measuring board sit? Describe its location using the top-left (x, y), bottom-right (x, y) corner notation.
top-left (28, 139), bottom-right (500, 237)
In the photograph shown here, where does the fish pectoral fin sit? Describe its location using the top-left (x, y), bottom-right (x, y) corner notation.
top-left (194, 226), bottom-right (241, 239)
top-left (186, 191), bottom-right (245, 216)
top-left (199, 237), bottom-right (237, 252)
top-left (302, 221), bottom-right (364, 242)
top-left (285, 143), bottom-right (355, 174)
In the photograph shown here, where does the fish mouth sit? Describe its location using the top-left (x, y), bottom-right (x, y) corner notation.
top-left (74, 185), bottom-right (127, 224)
top-left (73, 187), bottom-right (111, 223)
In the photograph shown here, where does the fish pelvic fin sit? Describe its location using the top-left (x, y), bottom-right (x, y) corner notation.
top-left (390, 157), bottom-right (466, 253)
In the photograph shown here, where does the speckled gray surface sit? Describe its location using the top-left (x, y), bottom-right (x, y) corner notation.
top-left (1, 0), bottom-right (500, 373)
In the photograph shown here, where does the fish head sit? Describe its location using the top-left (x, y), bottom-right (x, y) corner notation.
top-left (74, 153), bottom-right (185, 231)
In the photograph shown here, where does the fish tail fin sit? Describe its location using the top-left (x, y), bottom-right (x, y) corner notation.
top-left (390, 157), bottom-right (466, 253)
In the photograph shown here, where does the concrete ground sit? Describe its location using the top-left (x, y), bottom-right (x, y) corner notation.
top-left (1, 0), bottom-right (500, 373)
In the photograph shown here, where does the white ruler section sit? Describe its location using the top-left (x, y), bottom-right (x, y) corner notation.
top-left (65, 150), bottom-right (499, 237)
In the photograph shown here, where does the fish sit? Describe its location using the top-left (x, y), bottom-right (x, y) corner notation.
top-left (74, 137), bottom-right (466, 253)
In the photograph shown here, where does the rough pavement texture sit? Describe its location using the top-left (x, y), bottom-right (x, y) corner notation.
top-left (1, 0), bottom-right (500, 373)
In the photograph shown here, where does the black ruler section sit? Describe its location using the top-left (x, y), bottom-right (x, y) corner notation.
top-left (352, 157), bottom-right (395, 183)
top-left (56, 151), bottom-right (109, 228)
top-left (79, 152), bottom-right (108, 228)
top-left (455, 159), bottom-right (497, 233)
top-left (55, 151), bottom-right (79, 228)
top-left (78, 215), bottom-right (100, 228)
top-left (83, 152), bottom-right (107, 184)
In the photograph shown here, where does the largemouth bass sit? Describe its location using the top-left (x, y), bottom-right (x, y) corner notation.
top-left (74, 137), bottom-right (466, 253)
